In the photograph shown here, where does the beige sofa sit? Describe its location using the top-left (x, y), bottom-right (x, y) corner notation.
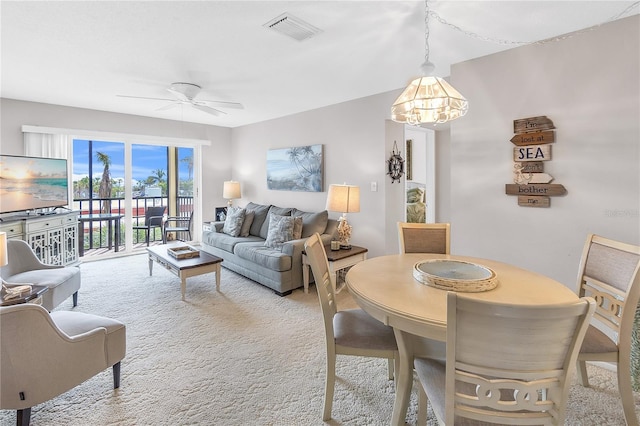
top-left (201, 202), bottom-right (337, 296)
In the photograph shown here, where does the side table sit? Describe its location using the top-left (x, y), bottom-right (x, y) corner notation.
top-left (302, 244), bottom-right (368, 294)
top-left (1, 284), bottom-right (49, 306)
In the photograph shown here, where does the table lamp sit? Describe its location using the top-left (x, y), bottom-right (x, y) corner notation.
top-left (223, 181), bottom-right (241, 208)
top-left (0, 232), bottom-right (7, 284)
top-left (326, 184), bottom-right (360, 249)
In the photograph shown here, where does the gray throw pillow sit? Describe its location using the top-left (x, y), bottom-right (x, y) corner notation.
top-left (292, 209), bottom-right (329, 238)
top-left (223, 207), bottom-right (246, 237)
top-left (264, 214), bottom-right (295, 248)
top-left (245, 202), bottom-right (271, 237)
top-left (240, 210), bottom-right (255, 237)
top-left (259, 206), bottom-right (293, 239)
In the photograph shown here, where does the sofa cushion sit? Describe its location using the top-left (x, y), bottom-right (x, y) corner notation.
top-left (264, 214), bottom-right (295, 248)
top-left (292, 209), bottom-right (329, 238)
top-left (260, 206), bottom-right (293, 239)
top-left (203, 230), bottom-right (262, 253)
top-left (245, 202), bottom-right (271, 237)
top-left (223, 207), bottom-right (245, 237)
top-left (234, 243), bottom-right (293, 272)
top-left (239, 210), bottom-right (255, 237)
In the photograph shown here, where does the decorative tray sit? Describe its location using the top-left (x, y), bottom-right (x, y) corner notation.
top-left (413, 259), bottom-right (498, 292)
top-left (167, 245), bottom-right (200, 259)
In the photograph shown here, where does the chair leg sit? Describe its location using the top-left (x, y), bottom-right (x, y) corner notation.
top-left (72, 291), bottom-right (78, 307)
top-left (16, 408), bottom-right (31, 426)
top-left (387, 357), bottom-right (394, 380)
top-left (576, 359), bottom-right (590, 387)
top-left (417, 383), bottom-right (428, 426)
top-left (113, 361), bottom-right (121, 389)
top-left (617, 359), bottom-right (639, 426)
top-left (146, 229), bottom-right (150, 246)
top-left (323, 349), bottom-right (336, 421)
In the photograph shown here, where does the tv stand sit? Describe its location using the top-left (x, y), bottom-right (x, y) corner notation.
top-left (0, 211), bottom-right (79, 266)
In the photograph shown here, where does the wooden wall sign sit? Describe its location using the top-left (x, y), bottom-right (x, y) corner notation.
top-left (506, 184), bottom-right (566, 196)
top-left (513, 116), bottom-right (555, 133)
top-left (514, 144), bottom-right (551, 162)
top-left (510, 130), bottom-right (555, 146)
top-left (518, 162), bottom-right (544, 173)
top-left (518, 196), bottom-right (550, 208)
top-left (506, 115), bottom-right (566, 208)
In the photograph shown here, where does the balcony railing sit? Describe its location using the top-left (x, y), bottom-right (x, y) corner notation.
top-left (74, 196), bottom-right (193, 255)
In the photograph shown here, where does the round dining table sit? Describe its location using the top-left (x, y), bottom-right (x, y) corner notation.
top-left (345, 253), bottom-right (578, 426)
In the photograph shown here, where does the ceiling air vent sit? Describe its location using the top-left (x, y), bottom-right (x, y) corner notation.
top-left (263, 13), bottom-right (322, 41)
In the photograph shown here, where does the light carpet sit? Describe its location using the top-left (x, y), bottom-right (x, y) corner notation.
top-left (1, 253), bottom-right (638, 426)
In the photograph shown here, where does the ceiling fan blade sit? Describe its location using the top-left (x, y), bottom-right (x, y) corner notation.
top-left (167, 87), bottom-right (190, 102)
top-left (192, 104), bottom-right (225, 116)
top-left (197, 100), bottom-right (244, 110)
top-left (117, 94), bottom-right (176, 102)
top-left (156, 101), bottom-right (182, 111)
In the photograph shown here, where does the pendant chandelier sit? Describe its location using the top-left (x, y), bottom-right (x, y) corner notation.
top-left (391, 0), bottom-right (468, 125)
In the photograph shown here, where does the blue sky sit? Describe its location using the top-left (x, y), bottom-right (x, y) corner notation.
top-left (72, 139), bottom-right (192, 184)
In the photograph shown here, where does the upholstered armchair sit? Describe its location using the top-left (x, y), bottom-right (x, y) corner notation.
top-left (0, 240), bottom-right (80, 311)
top-left (0, 303), bottom-right (126, 426)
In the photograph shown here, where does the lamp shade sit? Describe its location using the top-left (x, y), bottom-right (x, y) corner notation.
top-left (223, 181), bottom-right (241, 200)
top-left (326, 184), bottom-right (360, 214)
top-left (0, 232), bottom-right (7, 267)
top-left (391, 75), bottom-right (468, 124)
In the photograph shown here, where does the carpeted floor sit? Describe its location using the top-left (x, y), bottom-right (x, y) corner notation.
top-left (1, 253), bottom-right (637, 425)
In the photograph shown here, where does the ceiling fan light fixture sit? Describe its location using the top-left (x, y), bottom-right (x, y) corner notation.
top-left (168, 82), bottom-right (201, 100)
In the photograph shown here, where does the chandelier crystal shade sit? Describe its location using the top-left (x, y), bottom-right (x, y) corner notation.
top-left (391, 75), bottom-right (468, 124)
top-left (391, 0), bottom-right (468, 125)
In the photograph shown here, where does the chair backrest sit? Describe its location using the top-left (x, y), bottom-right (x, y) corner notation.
top-left (576, 234), bottom-right (640, 349)
top-left (397, 222), bottom-right (450, 254)
top-left (145, 206), bottom-right (166, 227)
top-left (304, 233), bottom-right (337, 343)
top-left (0, 239), bottom-right (42, 279)
top-left (444, 292), bottom-right (595, 425)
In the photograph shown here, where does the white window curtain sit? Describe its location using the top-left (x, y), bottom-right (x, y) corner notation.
top-left (24, 132), bottom-right (70, 159)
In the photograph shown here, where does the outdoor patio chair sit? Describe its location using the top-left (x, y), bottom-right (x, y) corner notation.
top-left (133, 206), bottom-right (166, 246)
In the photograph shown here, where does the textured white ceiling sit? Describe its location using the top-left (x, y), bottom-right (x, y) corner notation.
top-left (1, 1), bottom-right (637, 128)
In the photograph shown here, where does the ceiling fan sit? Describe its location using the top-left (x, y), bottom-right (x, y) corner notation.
top-left (117, 82), bottom-right (244, 116)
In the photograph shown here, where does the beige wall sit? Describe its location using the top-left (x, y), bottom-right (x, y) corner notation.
top-left (1, 14), bottom-right (637, 274)
top-left (449, 15), bottom-right (639, 287)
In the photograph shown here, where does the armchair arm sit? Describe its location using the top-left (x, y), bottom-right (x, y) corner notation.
top-left (164, 216), bottom-right (191, 227)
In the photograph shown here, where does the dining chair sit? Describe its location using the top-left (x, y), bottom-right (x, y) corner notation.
top-left (304, 232), bottom-right (398, 421)
top-left (574, 234), bottom-right (640, 426)
top-left (414, 291), bottom-right (595, 426)
top-left (132, 206), bottom-right (166, 246)
top-left (397, 222), bottom-right (450, 254)
top-left (163, 211), bottom-right (193, 243)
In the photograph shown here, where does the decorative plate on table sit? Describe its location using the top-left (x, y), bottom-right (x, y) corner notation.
top-left (413, 259), bottom-right (498, 292)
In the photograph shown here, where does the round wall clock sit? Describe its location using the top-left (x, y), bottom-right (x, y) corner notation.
top-left (387, 141), bottom-right (405, 183)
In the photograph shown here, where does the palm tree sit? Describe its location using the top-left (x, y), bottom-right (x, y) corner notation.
top-left (180, 154), bottom-right (194, 180)
top-left (96, 152), bottom-right (112, 213)
top-left (150, 168), bottom-right (166, 184)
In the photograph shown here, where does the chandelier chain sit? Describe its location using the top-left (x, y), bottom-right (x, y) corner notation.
top-left (428, 1), bottom-right (639, 46)
top-left (424, 0), bottom-right (430, 63)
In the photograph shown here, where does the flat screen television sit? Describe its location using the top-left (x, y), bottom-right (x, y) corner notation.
top-left (0, 154), bottom-right (69, 214)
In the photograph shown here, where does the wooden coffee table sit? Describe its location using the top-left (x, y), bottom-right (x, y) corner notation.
top-left (147, 243), bottom-right (223, 301)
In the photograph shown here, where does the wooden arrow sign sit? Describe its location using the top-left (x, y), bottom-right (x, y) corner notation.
top-left (516, 162), bottom-right (544, 173)
top-left (528, 173), bottom-right (554, 184)
top-left (506, 184), bottom-right (567, 196)
top-left (514, 116), bottom-right (555, 133)
top-left (510, 131), bottom-right (555, 146)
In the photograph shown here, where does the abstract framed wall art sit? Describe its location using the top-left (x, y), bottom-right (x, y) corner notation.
top-left (266, 144), bottom-right (323, 192)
